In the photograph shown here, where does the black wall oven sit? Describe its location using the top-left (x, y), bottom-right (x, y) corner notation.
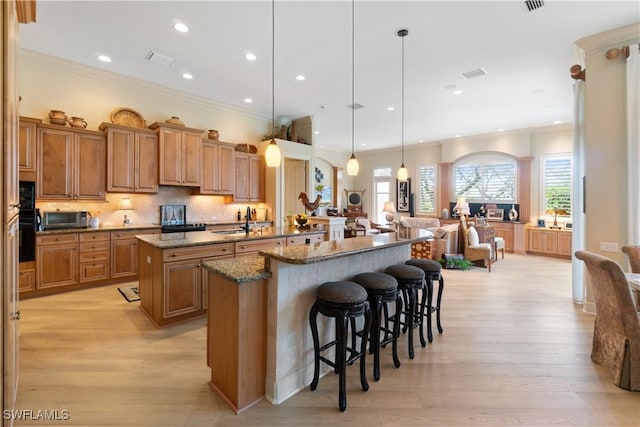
top-left (19, 181), bottom-right (37, 262)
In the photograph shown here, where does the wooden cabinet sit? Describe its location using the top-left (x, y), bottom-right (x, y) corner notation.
top-left (286, 233), bottom-right (324, 246)
top-left (110, 229), bottom-right (159, 279)
top-left (19, 261), bottom-right (36, 292)
top-left (235, 237), bottom-right (285, 256)
top-left (37, 124), bottom-right (106, 201)
top-left (138, 241), bottom-right (234, 327)
top-left (79, 231), bottom-right (110, 282)
top-left (492, 222), bottom-right (515, 253)
top-left (100, 122), bottom-right (158, 193)
top-left (197, 140), bottom-right (235, 195)
top-left (19, 116), bottom-right (41, 181)
top-left (36, 233), bottom-right (78, 289)
top-left (234, 152), bottom-right (265, 202)
top-left (149, 122), bottom-right (203, 187)
top-left (527, 227), bottom-right (571, 258)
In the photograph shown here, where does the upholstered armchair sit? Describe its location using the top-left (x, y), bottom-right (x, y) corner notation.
top-left (460, 218), bottom-right (492, 272)
top-left (622, 245), bottom-right (640, 309)
top-left (354, 217), bottom-right (381, 235)
top-left (575, 251), bottom-right (640, 391)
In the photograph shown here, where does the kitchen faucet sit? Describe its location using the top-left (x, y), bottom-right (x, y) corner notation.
top-left (241, 206), bottom-right (251, 234)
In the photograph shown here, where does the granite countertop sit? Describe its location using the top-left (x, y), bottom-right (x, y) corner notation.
top-left (135, 227), bottom-right (325, 249)
top-left (202, 255), bottom-right (272, 284)
top-left (35, 220), bottom-right (273, 235)
top-left (259, 228), bottom-right (433, 265)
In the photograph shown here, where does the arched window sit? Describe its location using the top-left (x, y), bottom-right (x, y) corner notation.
top-left (453, 153), bottom-right (517, 203)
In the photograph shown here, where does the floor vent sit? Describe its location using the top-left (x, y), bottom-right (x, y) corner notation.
top-left (523, 0), bottom-right (544, 12)
top-left (461, 68), bottom-right (487, 80)
top-left (145, 51), bottom-right (175, 67)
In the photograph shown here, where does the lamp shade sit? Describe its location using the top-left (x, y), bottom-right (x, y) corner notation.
top-left (382, 201), bottom-right (396, 213)
top-left (347, 154), bottom-right (359, 176)
top-left (265, 139), bottom-right (281, 167)
top-left (118, 197), bottom-right (133, 210)
top-left (397, 164), bottom-right (408, 181)
top-left (453, 196), bottom-right (469, 215)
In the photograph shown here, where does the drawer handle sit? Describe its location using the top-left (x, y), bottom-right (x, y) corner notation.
top-left (240, 246), bottom-right (246, 249)
top-left (55, 238), bottom-right (60, 241)
top-left (222, 248), bottom-right (228, 251)
top-left (171, 253), bottom-right (177, 257)
top-left (277, 242), bottom-right (282, 245)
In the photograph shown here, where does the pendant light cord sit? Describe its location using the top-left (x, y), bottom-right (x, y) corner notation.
top-left (351, 0), bottom-right (355, 156)
top-left (272, 0), bottom-right (275, 139)
top-left (401, 30), bottom-right (405, 165)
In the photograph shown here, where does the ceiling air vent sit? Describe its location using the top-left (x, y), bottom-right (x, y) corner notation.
top-left (347, 103), bottom-right (364, 110)
top-left (460, 68), bottom-right (487, 80)
top-left (145, 51), bottom-right (175, 67)
top-left (523, 0), bottom-right (544, 12)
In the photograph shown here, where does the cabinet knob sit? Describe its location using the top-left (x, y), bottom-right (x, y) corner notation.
top-left (240, 246), bottom-right (246, 249)
top-left (222, 248), bottom-right (227, 251)
top-left (171, 253), bottom-right (177, 257)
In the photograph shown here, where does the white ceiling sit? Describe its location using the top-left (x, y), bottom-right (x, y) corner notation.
top-left (18, 1), bottom-right (640, 153)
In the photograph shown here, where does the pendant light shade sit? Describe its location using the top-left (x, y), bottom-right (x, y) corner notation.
top-left (266, 0), bottom-right (281, 168)
top-left (397, 29), bottom-right (408, 181)
top-left (346, 0), bottom-right (359, 176)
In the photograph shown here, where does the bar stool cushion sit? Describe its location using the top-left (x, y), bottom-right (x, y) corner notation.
top-left (353, 272), bottom-right (398, 291)
top-left (317, 281), bottom-right (368, 304)
top-left (405, 259), bottom-right (441, 274)
top-left (384, 264), bottom-right (425, 281)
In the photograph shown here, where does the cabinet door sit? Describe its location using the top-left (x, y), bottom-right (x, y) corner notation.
top-left (249, 155), bottom-right (265, 201)
top-left (36, 242), bottom-right (78, 288)
top-left (75, 132), bottom-right (106, 200)
top-left (111, 239), bottom-right (138, 278)
top-left (162, 259), bottom-right (202, 318)
top-left (542, 231), bottom-right (558, 253)
top-left (37, 127), bottom-right (74, 200)
top-left (106, 127), bottom-right (135, 192)
top-left (234, 153), bottom-right (250, 201)
top-left (182, 130), bottom-right (201, 186)
top-left (135, 132), bottom-right (158, 193)
top-left (218, 143), bottom-right (235, 194)
top-left (494, 223), bottom-right (514, 253)
top-left (19, 261), bottom-right (36, 292)
top-left (200, 142), bottom-right (220, 194)
top-left (528, 229), bottom-right (544, 252)
top-left (19, 118), bottom-right (38, 178)
top-left (5, 219), bottom-right (19, 409)
top-left (558, 232), bottom-right (572, 256)
top-left (158, 127), bottom-right (183, 185)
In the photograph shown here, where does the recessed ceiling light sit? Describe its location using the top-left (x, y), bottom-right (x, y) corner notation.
top-left (244, 98), bottom-right (253, 103)
top-left (553, 120), bottom-right (562, 125)
top-left (455, 134), bottom-right (462, 138)
top-left (453, 90), bottom-right (463, 95)
top-left (174, 22), bottom-right (189, 33)
top-left (387, 106), bottom-right (395, 111)
top-left (295, 75), bottom-right (306, 81)
top-left (419, 140), bottom-right (424, 143)
top-left (314, 131), bottom-right (319, 135)
top-left (497, 128), bottom-right (505, 132)
top-left (98, 55), bottom-right (111, 63)
top-left (360, 143), bottom-right (366, 146)
top-left (245, 52), bottom-right (257, 61)
top-left (182, 73), bottom-right (193, 80)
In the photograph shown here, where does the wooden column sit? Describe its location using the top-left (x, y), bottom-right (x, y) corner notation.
top-left (438, 162), bottom-right (452, 216)
top-left (517, 157), bottom-right (533, 223)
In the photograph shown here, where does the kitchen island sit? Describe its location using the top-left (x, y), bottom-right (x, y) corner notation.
top-left (135, 227), bottom-right (324, 327)
top-left (202, 228), bottom-right (432, 413)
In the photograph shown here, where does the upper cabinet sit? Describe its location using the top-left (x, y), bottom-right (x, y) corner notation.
top-left (100, 122), bottom-right (158, 193)
top-left (234, 152), bottom-right (265, 202)
top-left (149, 122), bottom-right (203, 187)
top-left (37, 124), bottom-right (106, 201)
top-left (196, 140), bottom-right (235, 195)
top-left (19, 116), bottom-right (41, 182)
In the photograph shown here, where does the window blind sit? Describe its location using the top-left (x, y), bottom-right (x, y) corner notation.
top-left (417, 165), bottom-right (436, 214)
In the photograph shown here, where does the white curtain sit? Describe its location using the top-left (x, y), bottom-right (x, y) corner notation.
top-left (627, 44), bottom-right (640, 245)
top-left (571, 79), bottom-right (585, 304)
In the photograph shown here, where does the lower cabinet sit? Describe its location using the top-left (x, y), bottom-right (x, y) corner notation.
top-left (235, 237), bottom-right (285, 256)
top-left (286, 233), bottom-right (324, 246)
top-left (18, 261), bottom-right (36, 292)
top-left (110, 229), bottom-right (159, 279)
top-left (492, 222), bottom-right (515, 253)
top-left (36, 233), bottom-right (78, 289)
top-left (527, 227), bottom-right (572, 258)
top-left (79, 231), bottom-right (110, 282)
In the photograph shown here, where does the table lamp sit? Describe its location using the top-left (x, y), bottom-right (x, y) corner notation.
top-left (453, 196), bottom-right (470, 217)
top-left (382, 201), bottom-right (396, 223)
top-left (118, 197), bottom-right (134, 225)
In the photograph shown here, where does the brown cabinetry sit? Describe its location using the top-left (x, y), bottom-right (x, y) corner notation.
top-left (150, 122), bottom-right (203, 187)
top-left (286, 233), bottom-right (324, 246)
top-left (198, 140), bottom-right (235, 195)
top-left (234, 153), bottom-right (265, 202)
top-left (527, 227), bottom-right (571, 258)
top-left (235, 237), bottom-right (284, 256)
top-left (37, 124), bottom-right (106, 201)
top-left (36, 233), bottom-right (78, 289)
top-left (100, 123), bottom-right (158, 193)
top-left (19, 116), bottom-right (41, 181)
top-left (19, 261), bottom-right (36, 292)
top-left (492, 222), bottom-right (515, 253)
top-left (79, 231), bottom-right (110, 282)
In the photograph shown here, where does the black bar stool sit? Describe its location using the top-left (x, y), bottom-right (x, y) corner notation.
top-left (406, 259), bottom-right (444, 343)
top-left (383, 264), bottom-right (425, 359)
top-left (352, 272), bottom-right (402, 381)
top-left (309, 281), bottom-right (372, 412)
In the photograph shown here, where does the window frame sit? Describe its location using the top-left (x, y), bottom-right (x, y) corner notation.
top-left (416, 164), bottom-right (437, 215)
top-left (540, 153), bottom-right (573, 220)
top-left (452, 153), bottom-right (518, 204)
top-left (372, 167), bottom-right (393, 224)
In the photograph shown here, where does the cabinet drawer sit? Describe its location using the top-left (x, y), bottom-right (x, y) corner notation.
top-left (79, 231), bottom-right (110, 242)
top-left (79, 250), bottom-right (110, 263)
top-left (163, 243), bottom-right (234, 262)
top-left (286, 234), bottom-right (324, 246)
top-left (235, 237), bottom-right (285, 254)
top-left (80, 261), bottom-right (110, 282)
top-left (80, 241), bottom-right (110, 252)
top-left (111, 229), bottom-right (160, 240)
top-left (19, 269), bottom-right (36, 292)
top-left (36, 233), bottom-right (78, 246)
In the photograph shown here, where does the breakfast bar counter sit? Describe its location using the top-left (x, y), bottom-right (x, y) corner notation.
top-left (202, 229), bottom-right (431, 413)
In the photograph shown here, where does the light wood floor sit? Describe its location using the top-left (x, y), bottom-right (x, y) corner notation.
top-left (14, 254), bottom-right (640, 426)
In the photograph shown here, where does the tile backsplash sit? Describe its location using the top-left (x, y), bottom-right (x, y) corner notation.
top-left (35, 186), bottom-right (271, 226)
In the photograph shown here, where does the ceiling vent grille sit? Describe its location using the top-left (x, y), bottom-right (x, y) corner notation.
top-left (347, 103), bottom-right (364, 110)
top-left (145, 51), bottom-right (175, 66)
top-left (461, 68), bottom-right (487, 80)
top-left (523, 0), bottom-right (544, 12)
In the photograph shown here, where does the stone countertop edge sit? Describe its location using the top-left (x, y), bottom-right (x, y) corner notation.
top-left (259, 230), bottom-right (432, 265)
top-left (202, 255), bottom-right (271, 284)
top-left (35, 220), bottom-right (274, 235)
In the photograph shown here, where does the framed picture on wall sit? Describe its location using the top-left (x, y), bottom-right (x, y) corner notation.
top-left (396, 178), bottom-right (411, 213)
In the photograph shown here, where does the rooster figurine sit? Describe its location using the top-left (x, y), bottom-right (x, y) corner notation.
top-left (298, 192), bottom-right (322, 212)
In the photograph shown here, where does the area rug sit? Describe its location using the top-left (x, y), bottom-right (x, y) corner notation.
top-left (118, 285), bottom-right (140, 302)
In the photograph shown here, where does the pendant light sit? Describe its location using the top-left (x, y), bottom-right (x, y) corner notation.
top-left (396, 29), bottom-right (408, 182)
top-left (265, 0), bottom-right (282, 168)
top-left (346, 0), bottom-right (359, 176)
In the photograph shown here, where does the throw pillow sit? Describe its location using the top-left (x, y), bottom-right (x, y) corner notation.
top-left (468, 226), bottom-right (480, 246)
top-left (434, 227), bottom-right (447, 239)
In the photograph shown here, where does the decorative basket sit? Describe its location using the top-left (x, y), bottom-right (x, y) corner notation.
top-left (234, 143), bottom-right (258, 154)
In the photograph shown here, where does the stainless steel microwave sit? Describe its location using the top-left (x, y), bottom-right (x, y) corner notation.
top-left (42, 211), bottom-right (88, 229)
